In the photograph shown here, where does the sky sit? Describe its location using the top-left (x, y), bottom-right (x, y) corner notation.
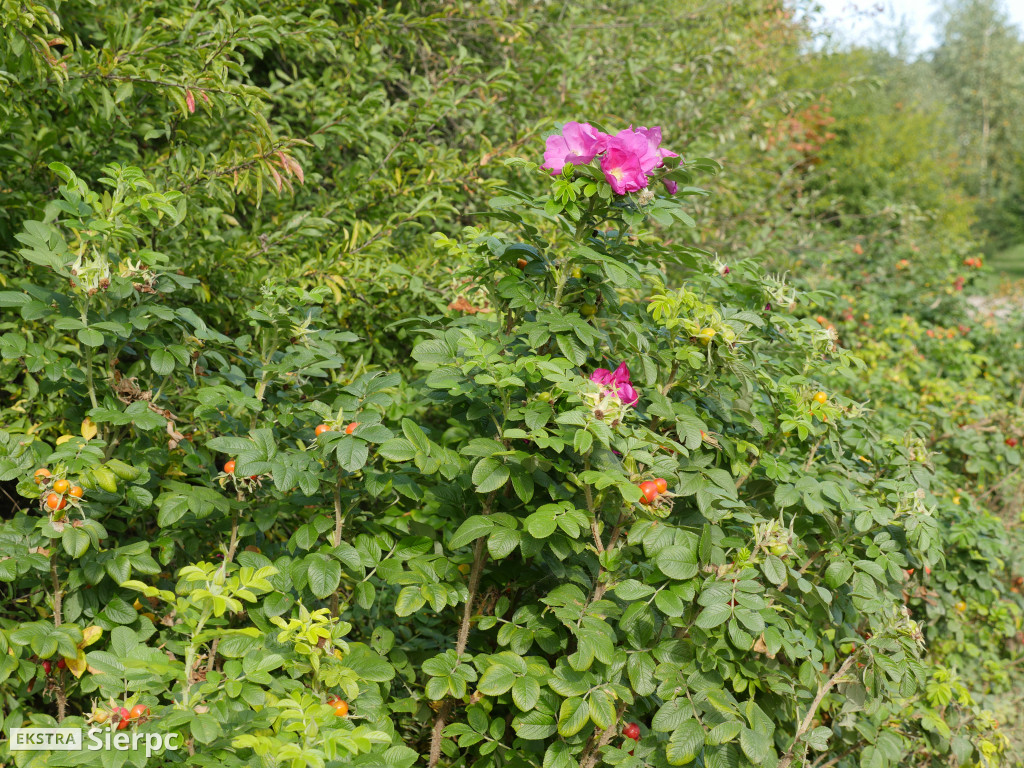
top-left (807, 0), bottom-right (1024, 55)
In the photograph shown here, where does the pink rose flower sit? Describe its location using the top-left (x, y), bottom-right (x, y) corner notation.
top-left (600, 134), bottom-right (650, 194)
top-left (590, 361), bottom-right (639, 406)
top-left (617, 382), bottom-right (639, 406)
top-left (542, 122), bottom-right (608, 174)
top-left (626, 126), bottom-right (678, 173)
top-left (541, 122), bottom-right (678, 197)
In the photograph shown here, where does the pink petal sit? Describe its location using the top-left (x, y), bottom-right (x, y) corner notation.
top-left (618, 383), bottom-right (639, 406)
top-left (542, 122), bottom-right (608, 173)
top-left (600, 144), bottom-right (648, 194)
top-left (542, 134), bottom-right (573, 173)
top-left (611, 361), bottom-right (632, 385)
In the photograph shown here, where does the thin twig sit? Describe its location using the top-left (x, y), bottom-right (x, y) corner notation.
top-left (778, 655), bottom-right (858, 768)
top-left (579, 701), bottom-right (627, 768)
top-left (428, 490), bottom-right (497, 767)
top-left (50, 553), bottom-right (66, 721)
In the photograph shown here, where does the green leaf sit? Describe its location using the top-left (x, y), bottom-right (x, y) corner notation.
top-left (478, 663), bottom-right (516, 695)
top-left (666, 720), bottom-right (704, 765)
top-left (805, 726), bottom-right (832, 751)
top-left (512, 676), bottom-right (541, 711)
top-left (190, 712), bottom-right (221, 744)
top-left (379, 438), bottom-right (417, 462)
top-left (656, 545), bottom-right (698, 580)
top-left (525, 508), bottom-right (558, 538)
top-left (774, 485), bottom-right (800, 508)
top-left (450, 515), bottom-right (495, 549)
top-left (707, 720), bottom-right (741, 745)
top-left (740, 727), bottom-right (772, 764)
top-left (557, 696), bottom-right (590, 737)
top-left (343, 643), bottom-right (395, 682)
top-left (100, 596), bottom-right (137, 625)
top-left (61, 526), bottom-right (90, 558)
top-left (0, 292), bottom-right (30, 307)
top-left (588, 689), bottom-right (616, 730)
top-left (336, 439), bottom-right (370, 472)
top-left (488, 527), bottom-right (520, 559)
top-left (825, 560), bottom-right (854, 588)
top-left (473, 457), bottom-right (510, 493)
top-left (615, 579), bottom-right (657, 600)
top-left (354, 581), bottom-right (375, 609)
top-left (653, 699), bottom-right (690, 732)
top-left (513, 710), bottom-right (557, 740)
top-left (151, 349), bottom-right (175, 375)
top-left (695, 603), bottom-right (731, 629)
top-left (77, 328), bottom-right (104, 347)
top-left (627, 652), bottom-right (657, 697)
top-left (395, 586), bottom-right (426, 617)
top-left (761, 555), bottom-right (786, 585)
top-left (306, 555), bottom-right (341, 599)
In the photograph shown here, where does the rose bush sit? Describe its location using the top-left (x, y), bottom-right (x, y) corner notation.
top-left (1, 0), bottom-right (1023, 765)
top-left (0, 118), bottom-right (1021, 766)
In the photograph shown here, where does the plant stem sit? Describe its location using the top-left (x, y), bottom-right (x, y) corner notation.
top-left (50, 552), bottom-right (66, 721)
top-left (583, 457), bottom-right (603, 553)
top-left (182, 607), bottom-right (212, 711)
top-left (330, 468), bottom-right (346, 617)
top-left (579, 700), bottom-right (626, 768)
top-left (660, 360), bottom-right (680, 395)
top-left (50, 553), bottom-right (62, 629)
top-left (778, 654), bottom-right (858, 768)
top-left (428, 489), bottom-right (497, 767)
top-left (553, 265), bottom-right (569, 306)
top-left (224, 511), bottom-right (240, 568)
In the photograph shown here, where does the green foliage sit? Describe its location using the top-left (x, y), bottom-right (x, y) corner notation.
top-left (0, 1), bottom-right (1022, 767)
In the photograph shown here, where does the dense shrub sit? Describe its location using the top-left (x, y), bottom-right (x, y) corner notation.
top-left (1, 1), bottom-right (1023, 767)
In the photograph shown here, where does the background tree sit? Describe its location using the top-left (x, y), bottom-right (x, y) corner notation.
top-left (932, 0), bottom-right (1024, 245)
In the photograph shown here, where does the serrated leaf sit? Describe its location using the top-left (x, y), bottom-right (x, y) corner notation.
top-left (557, 696), bottom-right (590, 737)
top-left (306, 555), bottom-right (341, 599)
top-left (512, 676), bottom-right (541, 711)
top-left (473, 457), bottom-right (510, 493)
top-left (478, 664), bottom-right (516, 695)
top-left (695, 603), bottom-right (731, 629)
top-left (761, 555), bottom-right (786, 585)
top-left (449, 515), bottom-right (495, 549)
top-left (656, 545), bottom-right (698, 580)
top-left (666, 719), bottom-right (704, 765)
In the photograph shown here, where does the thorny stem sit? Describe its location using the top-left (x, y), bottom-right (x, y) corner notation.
top-left (555, 198), bottom-right (600, 306)
top-left (199, 511), bottom-right (241, 673)
top-left (736, 434), bottom-right (783, 490)
top-left (217, 504), bottom-right (241, 579)
top-left (579, 700), bottom-right (627, 768)
top-left (553, 265), bottom-right (569, 307)
top-left (803, 436), bottom-right (825, 470)
top-left (207, 502), bottom-right (242, 671)
top-left (660, 360), bottom-right (680, 396)
top-left (50, 553), bottom-right (62, 629)
top-left (583, 457), bottom-right (604, 553)
top-left (80, 296), bottom-right (99, 410)
top-left (50, 552), bottom-right (66, 721)
top-left (330, 468), bottom-right (348, 617)
top-left (182, 607), bottom-right (213, 717)
top-left (85, 348), bottom-right (99, 410)
top-left (605, 513), bottom-right (629, 551)
top-left (428, 490), bottom-right (498, 768)
top-left (777, 654), bottom-right (859, 768)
